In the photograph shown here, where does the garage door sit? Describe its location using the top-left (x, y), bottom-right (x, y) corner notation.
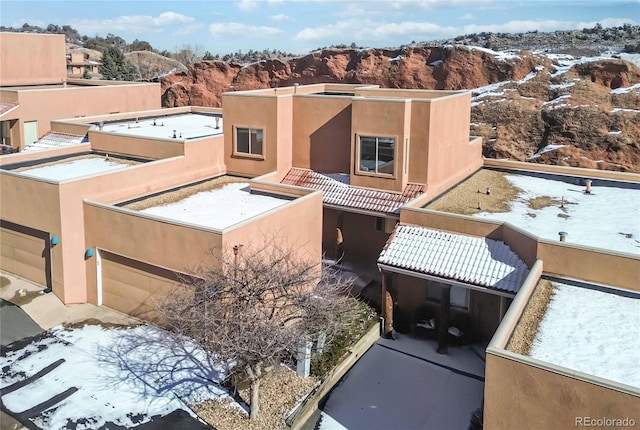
top-left (0, 224), bottom-right (48, 286)
top-left (100, 251), bottom-right (185, 320)
top-left (23, 120), bottom-right (38, 146)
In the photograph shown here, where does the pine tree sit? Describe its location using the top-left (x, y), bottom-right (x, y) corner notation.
top-left (99, 46), bottom-right (139, 81)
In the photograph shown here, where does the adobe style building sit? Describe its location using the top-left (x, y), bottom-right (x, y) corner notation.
top-left (1, 32), bottom-right (638, 429)
top-left (0, 32), bottom-right (159, 151)
top-left (66, 52), bottom-right (101, 78)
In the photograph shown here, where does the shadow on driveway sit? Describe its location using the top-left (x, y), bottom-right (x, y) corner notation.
top-left (0, 299), bottom-right (43, 347)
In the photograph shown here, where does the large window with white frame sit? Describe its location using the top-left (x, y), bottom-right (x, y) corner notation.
top-left (235, 127), bottom-right (263, 156)
top-left (358, 135), bottom-right (395, 175)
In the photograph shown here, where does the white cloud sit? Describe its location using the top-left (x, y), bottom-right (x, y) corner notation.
top-left (238, 0), bottom-right (260, 12)
top-left (210, 22), bottom-right (283, 37)
top-left (460, 13), bottom-right (475, 20)
top-left (295, 19), bottom-right (457, 41)
top-left (70, 12), bottom-right (197, 34)
top-left (462, 17), bottom-right (637, 34)
top-left (269, 14), bottom-right (294, 22)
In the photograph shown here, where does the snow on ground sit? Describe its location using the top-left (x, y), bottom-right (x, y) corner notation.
top-left (318, 411), bottom-right (349, 430)
top-left (549, 80), bottom-right (577, 90)
top-left (611, 108), bottom-right (640, 113)
top-left (467, 45), bottom-right (521, 60)
top-left (530, 283), bottom-right (640, 388)
top-left (611, 82), bottom-right (640, 94)
top-left (617, 52), bottom-right (640, 68)
top-left (527, 144), bottom-right (567, 159)
top-left (473, 174), bottom-right (640, 255)
top-left (18, 157), bottom-right (130, 181)
top-left (542, 94), bottom-right (571, 109)
top-left (0, 324), bottom-right (228, 430)
top-left (140, 182), bottom-right (290, 230)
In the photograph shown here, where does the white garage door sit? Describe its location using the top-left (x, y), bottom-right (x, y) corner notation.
top-left (0, 226), bottom-right (47, 286)
top-left (23, 120), bottom-right (38, 146)
top-left (100, 251), bottom-right (185, 320)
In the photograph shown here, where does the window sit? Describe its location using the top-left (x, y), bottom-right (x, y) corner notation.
top-left (426, 282), bottom-right (469, 309)
top-left (235, 127), bottom-right (263, 156)
top-left (375, 217), bottom-right (385, 232)
top-left (359, 136), bottom-right (395, 175)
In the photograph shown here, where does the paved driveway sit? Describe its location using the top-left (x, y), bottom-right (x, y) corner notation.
top-left (0, 299), bottom-right (44, 346)
top-left (316, 334), bottom-right (485, 430)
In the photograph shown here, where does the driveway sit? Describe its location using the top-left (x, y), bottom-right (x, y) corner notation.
top-left (0, 317), bottom-right (221, 429)
top-left (0, 299), bottom-right (43, 346)
top-left (314, 334), bottom-right (486, 430)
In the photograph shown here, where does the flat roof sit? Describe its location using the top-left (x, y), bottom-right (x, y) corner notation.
top-left (529, 280), bottom-right (640, 388)
top-left (137, 182), bottom-right (290, 230)
top-left (427, 169), bottom-right (640, 255)
top-left (6, 154), bottom-right (136, 181)
top-left (98, 113), bottom-right (222, 140)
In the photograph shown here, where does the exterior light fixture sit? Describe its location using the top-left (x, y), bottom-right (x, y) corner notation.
top-left (85, 248), bottom-right (94, 258)
top-left (51, 235), bottom-right (59, 246)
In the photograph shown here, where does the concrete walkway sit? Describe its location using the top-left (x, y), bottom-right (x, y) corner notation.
top-left (0, 271), bottom-right (139, 331)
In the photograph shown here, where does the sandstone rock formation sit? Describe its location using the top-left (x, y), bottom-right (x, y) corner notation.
top-left (160, 46), bottom-right (640, 172)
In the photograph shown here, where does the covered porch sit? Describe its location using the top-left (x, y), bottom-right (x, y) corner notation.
top-left (377, 224), bottom-right (531, 354)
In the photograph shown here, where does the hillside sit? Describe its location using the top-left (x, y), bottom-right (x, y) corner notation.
top-left (161, 46), bottom-right (640, 172)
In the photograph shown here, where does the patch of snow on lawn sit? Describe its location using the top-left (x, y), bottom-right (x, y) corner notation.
top-left (18, 158), bottom-right (129, 181)
top-left (473, 174), bottom-right (640, 254)
top-left (0, 325), bottom-right (228, 430)
top-left (527, 144), bottom-right (567, 159)
top-left (140, 182), bottom-right (290, 230)
top-left (530, 283), bottom-right (640, 388)
top-left (611, 83), bottom-right (640, 94)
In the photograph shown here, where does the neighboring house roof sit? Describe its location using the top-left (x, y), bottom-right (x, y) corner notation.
top-left (0, 101), bottom-right (19, 117)
top-left (378, 224), bottom-right (530, 294)
top-left (22, 132), bottom-right (86, 152)
top-left (281, 168), bottom-right (425, 214)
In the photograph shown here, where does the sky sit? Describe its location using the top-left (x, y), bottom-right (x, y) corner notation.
top-left (1, 0), bottom-right (638, 55)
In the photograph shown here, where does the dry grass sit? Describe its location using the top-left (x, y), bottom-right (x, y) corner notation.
top-left (527, 196), bottom-right (562, 210)
top-left (124, 175), bottom-right (247, 210)
top-left (12, 154), bottom-right (138, 173)
top-left (193, 365), bottom-right (319, 430)
top-left (425, 169), bottom-right (522, 215)
top-left (507, 279), bottom-right (556, 356)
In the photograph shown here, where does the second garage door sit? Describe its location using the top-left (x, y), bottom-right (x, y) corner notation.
top-left (101, 251), bottom-right (185, 320)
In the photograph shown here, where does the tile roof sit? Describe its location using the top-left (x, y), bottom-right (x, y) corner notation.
top-left (22, 132), bottom-right (86, 152)
top-left (281, 168), bottom-right (425, 214)
top-left (378, 224), bottom-right (530, 294)
top-left (0, 101), bottom-right (19, 117)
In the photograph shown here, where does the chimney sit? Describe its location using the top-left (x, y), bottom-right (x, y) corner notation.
top-left (559, 231), bottom-right (568, 242)
top-left (585, 179), bottom-right (592, 194)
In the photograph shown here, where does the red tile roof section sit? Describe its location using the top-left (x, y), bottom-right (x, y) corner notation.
top-left (281, 168), bottom-right (425, 214)
top-left (0, 101), bottom-right (19, 116)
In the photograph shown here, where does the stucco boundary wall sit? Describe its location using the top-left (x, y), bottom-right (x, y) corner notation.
top-left (399, 207), bottom-right (639, 291)
top-left (483, 158), bottom-right (640, 183)
top-left (0, 144), bottom-right (92, 166)
top-left (284, 321), bottom-right (381, 430)
top-left (484, 260), bottom-right (639, 430)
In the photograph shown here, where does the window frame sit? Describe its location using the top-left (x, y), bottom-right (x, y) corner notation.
top-left (356, 134), bottom-right (397, 178)
top-left (233, 126), bottom-right (265, 159)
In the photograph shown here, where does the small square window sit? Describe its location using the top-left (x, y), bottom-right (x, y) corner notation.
top-left (235, 127), bottom-right (264, 156)
top-left (358, 135), bottom-right (395, 175)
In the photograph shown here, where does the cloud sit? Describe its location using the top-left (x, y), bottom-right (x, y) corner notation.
top-left (209, 22), bottom-right (283, 37)
top-left (70, 11), bottom-right (197, 34)
top-left (462, 17), bottom-right (637, 34)
top-left (238, 0), bottom-right (260, 12)
top-left (295, 19), bottom-right (456, 41)
top-left (269, 14), bottom-right (294, 22)
top-left (460, 13), bottom-right (475, 20)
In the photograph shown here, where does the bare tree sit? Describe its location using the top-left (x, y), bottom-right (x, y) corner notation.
top-left (155, 241), bottom-right (359, 420)
top-left (171, 44), bottom-right (206, 67)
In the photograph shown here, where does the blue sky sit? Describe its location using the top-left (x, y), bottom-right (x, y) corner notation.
top-left (1, 0), bottom-right (638, 54)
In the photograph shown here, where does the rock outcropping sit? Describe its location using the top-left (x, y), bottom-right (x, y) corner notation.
top-left (161, 46), bottom-right (640, 172)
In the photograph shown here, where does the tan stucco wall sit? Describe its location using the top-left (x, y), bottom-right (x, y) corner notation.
top-left (222, 94), bottom-right (279, 177)
top-left (0, 33), bottom-right (67, 86)
top-left (9, 83), bottom-right (160, 149)
top-left (484, 353), bottom-right (640, 430)
top-left (0, 173), bottom-right (64, 296)
top-left (350, 98), bottom-right (409, 192)
top-left (291, 96), bottom-right (352, 173)
top-left (277, 95), bottom-right (294, 176)
top-left (88, 131), bottom-right (186, 160)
